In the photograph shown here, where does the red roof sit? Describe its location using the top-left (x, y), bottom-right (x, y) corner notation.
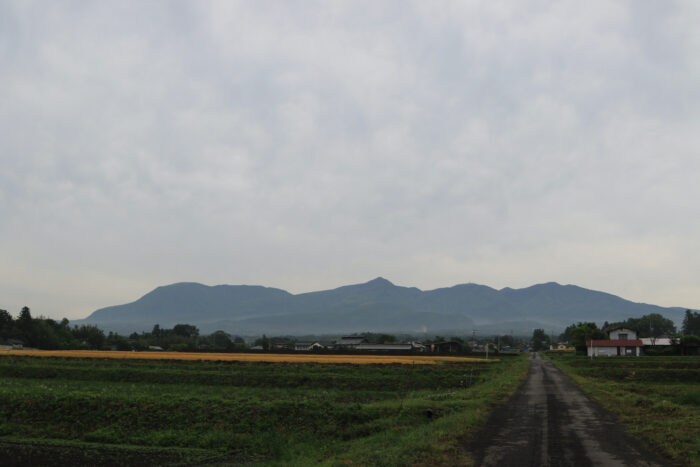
top-left (586, 339), bottom-right (643, 347)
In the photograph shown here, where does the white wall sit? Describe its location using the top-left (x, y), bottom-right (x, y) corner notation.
top-left (608, 328), bottom-right (637, 339)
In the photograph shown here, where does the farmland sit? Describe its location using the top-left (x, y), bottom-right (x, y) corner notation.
top-left (0, 352), bottom-right (528, 466)
top-left (1, 349), bottom-right (492, 365)
top-left (547, 353), bottom-right (700, 466)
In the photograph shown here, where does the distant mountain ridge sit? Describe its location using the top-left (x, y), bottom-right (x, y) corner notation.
top-left (75, 278), bottom-right (690, 335)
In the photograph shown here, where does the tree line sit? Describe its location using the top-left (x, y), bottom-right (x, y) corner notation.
top-left (0, 307), bottom-right (245, 351)
top-left (545, 310), bottom-right (700, 354)
top-left (4, 306), bottom-right (699, 354)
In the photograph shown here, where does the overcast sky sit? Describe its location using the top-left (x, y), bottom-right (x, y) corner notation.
top-left (2, 1), bottom-right (699, 320)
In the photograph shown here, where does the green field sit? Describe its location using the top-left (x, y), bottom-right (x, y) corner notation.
top-left (0, 354), bottom-right (528, 466)
top-left (547, 353), bottom-right (700, 466)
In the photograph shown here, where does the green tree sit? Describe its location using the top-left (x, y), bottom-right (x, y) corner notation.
top-left (377, 333), bottom-right (396, 344)
top-left (531, 328), bottom-right (549, 351)
top-left (624, 313), bottom-right (676, 339)
top-left (0, 310), bottom-right (12, 338)
top-left (18, 306), bottom-right (32, 327)
top-left (173, 324), bottom-right (199, 338)
top-left (498, 334), bottom-right (515, 348)
top-left (254, 334), bottom-right (270, 350)
top-left (72, 325), bottom-right (106, 349)
top-left (567, 322), bottom-right (606, 352)
top-left (210, 330), bottom-right (232, 350)
top-left (682, 310), bottom-right (700, 335)
top-left (106, 332), bottom-right (132, 351)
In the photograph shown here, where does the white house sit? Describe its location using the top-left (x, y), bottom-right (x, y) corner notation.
top-left (586, 327), bottom-right (643, 357)
top-left (294, 342), bottom-right (324, 351)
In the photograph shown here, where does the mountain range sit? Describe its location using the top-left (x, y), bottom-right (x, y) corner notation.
top-left (74, 278), bottom-right (691, 336)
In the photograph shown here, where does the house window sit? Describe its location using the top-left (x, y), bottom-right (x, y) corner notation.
top-left (618, 333), bottom-right (628, 340)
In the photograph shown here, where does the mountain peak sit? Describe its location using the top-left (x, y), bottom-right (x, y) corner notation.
top-left (366, 277), bottom-right (394, 286)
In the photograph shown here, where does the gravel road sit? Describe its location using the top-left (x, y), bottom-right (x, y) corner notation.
top-left (469, 352), bottom-right (669, 467)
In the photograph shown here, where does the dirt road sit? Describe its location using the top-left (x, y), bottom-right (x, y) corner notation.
top-left (469, 353), bottom-right (668, 467)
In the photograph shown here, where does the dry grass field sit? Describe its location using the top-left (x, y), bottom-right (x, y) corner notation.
top-left (2, 349), bottom-right (492, 365)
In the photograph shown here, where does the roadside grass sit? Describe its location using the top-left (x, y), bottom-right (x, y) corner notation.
top-left (0, 354), bottom-right (529, 466)
top-left (547, 353), bottom-right (700, 466)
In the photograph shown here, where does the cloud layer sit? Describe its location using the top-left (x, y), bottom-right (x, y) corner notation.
top-left (2, 1), bottom-right (699, 319)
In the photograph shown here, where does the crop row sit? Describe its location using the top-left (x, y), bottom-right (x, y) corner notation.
top-left (562, 356), bottom-right (700, 370)
top-left (0, 354), bottom-right (528, 464)
top-left (0, 375), bottom-right (482, 458)
top-left (0, 356), bottom-right (486, 390)
top-left (0, 439), bottom-right (229, 467)
top-left (567, 367), bottom-right (700, 382)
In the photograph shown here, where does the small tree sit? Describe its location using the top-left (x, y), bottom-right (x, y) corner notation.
top-left (210, 330), bottom-right (232, 350)
top-left (72, 325), bottom-right (106, 349)
top-left (18, 306), bottom-right (32, 326)
top-left (254, 334), bottom-right (269, 350)
top-left (531, 328), bottom-right (549, 351)
top-left (173, 324), bottom-right (199, 338)
top-left (625, 313), bottom-right (676, 340)
top-left (567, 322), bottom-right (605, 353)
top-left (0, 310), bottom-right (12, 338)
top-left (682, 310), bottom-right (700, 336)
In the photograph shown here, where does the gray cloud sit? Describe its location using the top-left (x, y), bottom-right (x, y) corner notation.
top-left (1, 0), bottom-right (699, 319)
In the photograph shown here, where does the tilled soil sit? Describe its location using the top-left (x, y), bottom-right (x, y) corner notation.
top-left (468, 353), bottom-right (669, 467)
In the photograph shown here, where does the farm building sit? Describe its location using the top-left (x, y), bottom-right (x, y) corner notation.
top-left (430, 341), bottom-right (463, 353)
top-left (294, 342), bottom-right (324, 351)
top-left (6, 338), bottom-right (25, 349)
top-left (354, 343), bottom-right (414, 352)
top-left (550, 342), bottom-right (575, 351)
top-left (586, 327), bottom-right (643, 357)
top-left (640, 337), bottom-right (676, 346)
top-left (334, 336), bottom-right (368, 349)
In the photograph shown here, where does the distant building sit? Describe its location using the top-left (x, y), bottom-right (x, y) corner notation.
top-left (7, 339), bottom-right (24, 349)
top-left (272, 342), bottom-right (292, 351)
top-left (409, 341), bottom-right (427, 352)
top-left (294, 342), bottom-right (325, 351)
top-left (640, 337), bottom-right (676, 347)
top-left (354, 343), bottom-right (413, 352)
top-left (550, 342), bottom-right (575, 351)
top-left (430, 341), bottom-right (463, 353)
top-left (586, 327), bottom-right (643, 357)
top-left (334, 336), bottom-right (368, 349)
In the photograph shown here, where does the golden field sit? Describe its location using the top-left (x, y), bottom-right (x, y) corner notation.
top-left (2, 349), bottom-right (492, 365)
